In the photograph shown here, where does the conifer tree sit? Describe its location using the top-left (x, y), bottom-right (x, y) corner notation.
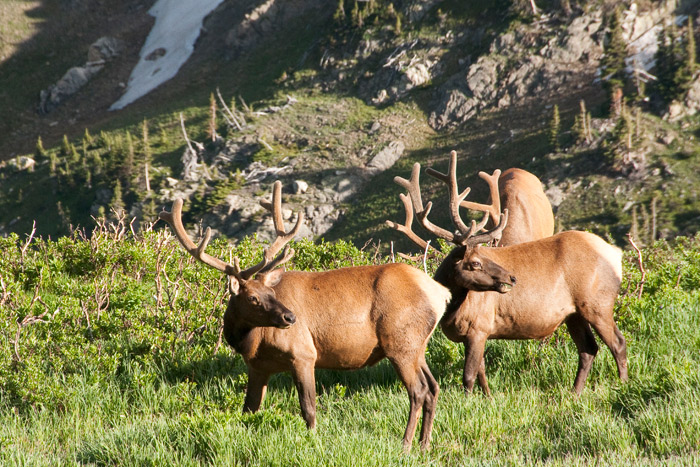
top-left (110, 180), bottom-right (126, 218)
top-left (142, 119), bottom-right (151, 193)
top-left (655, 23), bottom-right (681, 103)
top-left (61, 135), bottom-right (71, 157)
top-left (35, 136), bottom-right (47, 159)
top-left (549, 104), bottom-right (561, 151)
top-left (123, 131), bottom-right (135, 183)
top-left (675, 15), bottom-right (697, 94)
top-left (83, 128), bottom-right (94, 148)
top-left (333, 0), bottom-right (346, 24)
top-left (601, 8), bottom-right (628, 107)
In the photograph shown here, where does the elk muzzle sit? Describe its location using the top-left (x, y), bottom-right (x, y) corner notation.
top-left (454, 255), bottom-right (516, 294)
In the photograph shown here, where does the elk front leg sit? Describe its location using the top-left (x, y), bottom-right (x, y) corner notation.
top-left (291, 361), bottom-right (317, 429)
top-left (243, 368), bottom-right (270, 413)
top-left (463, 333), bottom-right (488, 395)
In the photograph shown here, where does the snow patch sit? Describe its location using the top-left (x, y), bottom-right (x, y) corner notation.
top-left (110, 0), bottom-right (225, 111)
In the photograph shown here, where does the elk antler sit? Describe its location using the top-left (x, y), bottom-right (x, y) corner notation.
top-left (459, 169), bottom-right (502, 226)
top-left (159, 180), bottom-right (304, 281)
top-left (389, 151), bottom-right (508, 248)
top-left (159, 199), bottom-right (239, 275)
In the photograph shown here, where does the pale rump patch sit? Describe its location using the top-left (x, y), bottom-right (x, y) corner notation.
top-left (405, 267), bottom-right (451, 321)
top-left (584, 234), bottom-right (623, 280)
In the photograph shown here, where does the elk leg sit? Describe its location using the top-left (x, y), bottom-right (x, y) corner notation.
top-left (476, 356), bottom-right (491, 397)
top-left (418, 360), bottom-right (440, 450)
top-left (565, 315), bottom-right (598, 395)
top-left (587, 316), bottom-right (628, 383)
top-left (291, 361), bottom-right (317, 429)
top-left (243, 368), bottom-right (270, 413)
top-left (463, 333), bottom-right (488, 395)
top-left (390, 356), bottom-right (429, 451)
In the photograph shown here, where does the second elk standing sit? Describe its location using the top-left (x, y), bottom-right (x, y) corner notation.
top-left (387, 151), bottom-right (628, 396)
top-left (160, 181), bottom-right (451, 451)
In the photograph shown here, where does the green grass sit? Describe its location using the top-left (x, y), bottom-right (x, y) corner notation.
top-left (0, 222), bottom-right (699, 465)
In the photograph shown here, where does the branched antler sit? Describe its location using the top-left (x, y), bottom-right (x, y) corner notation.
top-left (159, 180), bottom-right (303, 281)
top-left (388, 150), bottom-right (509, 249)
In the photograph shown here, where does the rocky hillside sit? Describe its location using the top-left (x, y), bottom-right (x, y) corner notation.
top-left (1, 0), bottom-right (700, 252)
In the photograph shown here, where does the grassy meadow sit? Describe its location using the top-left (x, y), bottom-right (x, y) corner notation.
top-left (0, 220), bottom-right (699, 465)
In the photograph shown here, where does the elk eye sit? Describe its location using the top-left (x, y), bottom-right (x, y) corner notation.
top-left (248, 295), bottom-right (259, 305)
top-left (470, 261), bottom-right (482, 269)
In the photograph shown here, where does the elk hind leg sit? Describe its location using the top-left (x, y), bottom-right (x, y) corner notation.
top-left (586, 312), bottom-right (628, 383)
top-left (390, 356), bottom-right (430, 451)
top-left (565, 314), bottom-right (598, 395)
top-left (418, 359), bottom-right (440, 450)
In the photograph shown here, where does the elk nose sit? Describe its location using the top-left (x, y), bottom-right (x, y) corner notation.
top-left (283, 312), bottom-right (296, 325)
top-left (510, 275), bottom-right (517, 285)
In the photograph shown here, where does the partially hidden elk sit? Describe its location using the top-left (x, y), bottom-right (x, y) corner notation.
top-left (159, 181), bottom-right (451, 450)
top-left (459, 166), bottom-right (554, 246)
top-left (387, 152), bottom-right (628, 396)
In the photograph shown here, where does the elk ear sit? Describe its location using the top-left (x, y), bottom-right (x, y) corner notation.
top-left (228, 276), bottom-right (241, 295)
top-left (260, 269), bottom-right (284, 288)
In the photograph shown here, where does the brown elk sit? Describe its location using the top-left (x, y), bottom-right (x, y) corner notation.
top-left (159, 181), bottom-right (451, 450)
top-left (387, 152), bottom-right (628, 396)
top-left (459, 167), bottom-right (554, 246)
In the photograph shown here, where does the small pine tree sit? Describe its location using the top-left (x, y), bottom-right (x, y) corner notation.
top-left (83, 128), bottom-right (94, 148)
top-left (35, 136), bottom-right (47, 159)
top-left (573, 99), bottom-right (588, 143)
top-left (110, 180), bottom-right (126, 218)
top-left (394, 13), bottom-right (402, 35)
top-left (675, 15), bottom-right (697, 94)
top-left (549, 104), bottom-right (561, 151)
top-left (142, 120), bottom-right (151, 193)
top-left (49, 152), bottom-right (58, 176)
top-left (351, 1), bottom-right (361, 28)
top-left (655, 23), bottom-right (681, 103)
top-left (61, 135), bottom-right (71, 157)
top-left (123, 131), bottom-right (135, 182)
top-left (601, 8), bottom-right (628, 108)
top-left (333, 0), bottom-right (346, 24)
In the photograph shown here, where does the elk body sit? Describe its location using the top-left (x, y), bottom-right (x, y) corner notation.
top-left (388, 152), bottom-right (628, 396)
top-left (460, 167), bottom-right (554, 246)
top-left (160, 181), bottom-right (451, 450)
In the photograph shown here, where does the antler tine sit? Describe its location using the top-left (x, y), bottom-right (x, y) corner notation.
top-left (394, 161), bottom-right (458, 243)
top-left (385, 193), bottom-right (436, 252)
top-left (241, 181), bottom-right (305, 279)
top-left (425, 150), bottom-right (473, 235)
top-left (159, 199), bottom-right (238, 276)
top-left (393, 163), bottom-right (425, 214)
top-left (460, 169), bottom-right (502, 225)
top-left (466, 208), bottom-right (509, 246)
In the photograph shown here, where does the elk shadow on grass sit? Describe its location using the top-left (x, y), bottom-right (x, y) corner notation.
top-left (158, 352), bottom-right (403, 397)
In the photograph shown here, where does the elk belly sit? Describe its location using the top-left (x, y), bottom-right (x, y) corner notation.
top-left (314, 326), bottom-right (384, 369)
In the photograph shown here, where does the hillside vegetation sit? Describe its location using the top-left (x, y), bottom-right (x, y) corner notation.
top-left (1, 0), bottom-right (700, 251)
top-left (0, 222), bottom-right (699, 464)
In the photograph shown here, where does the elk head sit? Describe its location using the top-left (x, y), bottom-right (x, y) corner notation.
top-left (386, 150), bottom-right (516, 293)
top-left (159, 181), bottom-right (304, 328)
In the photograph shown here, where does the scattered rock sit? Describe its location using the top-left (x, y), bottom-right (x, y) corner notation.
top-left (39, 36), bottom-right (121, 113)
top-left (365, 141), bottom-right (405, 175)
top-left (7, 156), bottom-right (36, 172)
top-left (293, 180), bottom-right (309, 194)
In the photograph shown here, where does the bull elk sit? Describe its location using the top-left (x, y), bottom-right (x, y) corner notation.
top-left (459, 167), bottom-right (554, 246)
top-left (159, 181), bottom-right (451, 450)
top-left (387, 151), bottom-right (628, 396)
